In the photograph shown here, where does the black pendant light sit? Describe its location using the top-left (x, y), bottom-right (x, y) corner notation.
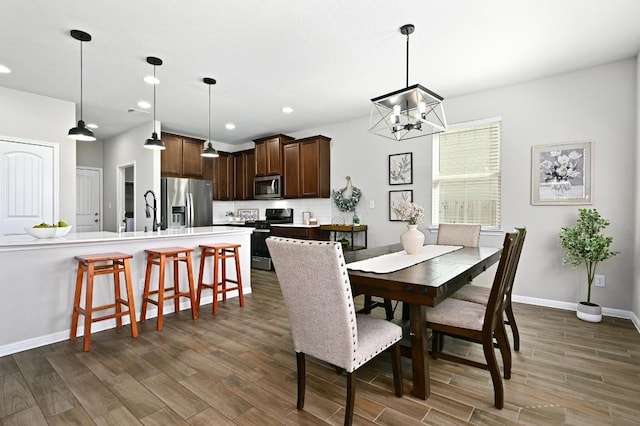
top-left (68, 30), bottom-right (96, 141)
top-left (201, 77), bottom-right (219, 158)
top-left (144, 56), bottom-right (165, 150)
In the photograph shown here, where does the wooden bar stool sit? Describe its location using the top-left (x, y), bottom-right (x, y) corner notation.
top-left (141, 247), bottom-right (198, 331)
top-left (70, 252), bottom-right (138, 352)
top-left (197, 243), bottom-right (244, 315)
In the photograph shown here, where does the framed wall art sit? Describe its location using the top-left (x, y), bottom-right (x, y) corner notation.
top-left (236, 208), bottom-right (259, 221)
top-left (389, 152), bottom-right (413, 185)
top-left (531, 141), bottom-right (593, 205)
top-left (389, 190), bottom-right (413, 221)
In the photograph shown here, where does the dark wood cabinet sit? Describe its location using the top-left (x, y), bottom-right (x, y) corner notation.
top-left (234, 149), bottom-right (255, 200)
top-left (270, 225), bottom-right (326, 240)
top-left (160, 132), bottom-right (204, 178)
top-left (254, 134), bottom-right (293, 177)
top-left (283, 135), bottom-right (331, 198)
top-left (212, 152), bottom-right (234, 201)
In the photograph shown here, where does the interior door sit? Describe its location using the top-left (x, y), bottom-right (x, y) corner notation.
top-left (76, 168), bottom-right (102, 232)
top-left (0, 139), bottom-right (55, 235)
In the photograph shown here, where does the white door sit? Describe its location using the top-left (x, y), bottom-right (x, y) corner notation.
top-left (76, 168), bottom-right (102, 232)
top-left (0, 139), bottom-right (55, 236)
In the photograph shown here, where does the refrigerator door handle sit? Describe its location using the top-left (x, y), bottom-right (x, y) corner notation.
top-left (186, 193), bottom-right (193, 228)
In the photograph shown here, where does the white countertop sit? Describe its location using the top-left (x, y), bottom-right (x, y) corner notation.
top-left (269, 223), bottom-right (321, 228)
top-left (0, 226), bottom-right (252, 249)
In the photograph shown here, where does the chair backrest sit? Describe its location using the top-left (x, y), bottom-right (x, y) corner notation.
top-left (436, 223), bottom-right (482, 247)
top-left (482, 232), bottom-right (518, 336)
top-left (503, 227), bottom-right (527, 302)
top-left (266, 237), bottom-right (357, 371)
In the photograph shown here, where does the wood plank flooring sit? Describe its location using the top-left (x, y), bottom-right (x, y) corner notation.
top-left (1, 269), bottom-right (639, 425)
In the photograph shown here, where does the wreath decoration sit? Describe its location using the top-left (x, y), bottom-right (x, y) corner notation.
top-left (332, 176), bottom-right (362, 212)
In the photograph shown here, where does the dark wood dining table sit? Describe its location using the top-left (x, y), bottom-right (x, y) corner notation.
top-left (344, 243), bottom-right (502, 400)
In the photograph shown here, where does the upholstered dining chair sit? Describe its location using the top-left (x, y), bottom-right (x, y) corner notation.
top-left (266, 237), bottom-right (403, 426)
top-left (436, 223), bottom-right (482, 247)
top-left (426, 232), bottom-right (518, 409)
top-left (451, 227), bottom-right (527, 351)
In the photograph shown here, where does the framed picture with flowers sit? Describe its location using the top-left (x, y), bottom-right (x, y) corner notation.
top-left (531, 141), bottom-right (593, 205)
top-left (389, 190), bottom-right (413, 221)
top-left (389, 152), bottom-right (413, 185)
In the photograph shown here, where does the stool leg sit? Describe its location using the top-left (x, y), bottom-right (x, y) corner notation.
top-left (173, 257), bottom-right (180, 315)
top-left (123, 258), bottom-right (139, 338)
top-left (234, 248), bottom-right (244, 308)
top-left (70, 263), bottom-right (84, 340)
top-left (113, 260), bottom-right (123, 329)
top-left (82, 263), bottom-right (95, 352)
top-left (213, 249), bottom-right (220, 315)
top-left (221, 251), bottom-right (228, 302)
top-left (157, 254), bottom-right (166, 331)
top-left (185, 252), bottom-right (197, 320)
top-left (196, 247), bottom-right (206, 308)
top-left (141, 253), bottom-right (153, 323)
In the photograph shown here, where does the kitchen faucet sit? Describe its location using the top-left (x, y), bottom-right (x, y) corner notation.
top-left (143, 190), bottom-right (160, 231)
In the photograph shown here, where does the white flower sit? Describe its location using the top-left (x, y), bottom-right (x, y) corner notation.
top-left (392, 201), bottom-right (425, 225)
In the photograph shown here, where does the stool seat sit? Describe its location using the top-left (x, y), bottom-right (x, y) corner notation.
top-left (197, 243), bottom-right (244, 315)
top-left (141, 246), bottom-right (197, 331)
top-left (71, 252), bottom-right (138, 352)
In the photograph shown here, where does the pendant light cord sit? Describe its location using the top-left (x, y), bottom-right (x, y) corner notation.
top-left (208, 84), bottom-right (212, 142)
top-left (152, 65), bottom-right (156, 134)
top-left (79, 39), bottom-right (84, 121)
top-left (405, 30), bottom-right (410, 88)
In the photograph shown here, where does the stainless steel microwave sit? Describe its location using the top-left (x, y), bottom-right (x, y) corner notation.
top-left (254, 175), bottom-right (282, 199)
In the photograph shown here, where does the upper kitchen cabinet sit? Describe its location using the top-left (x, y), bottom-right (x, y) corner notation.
top-left (160, 132), bottom-right (204, 178)
top-left (254, 134), bottom-right (293, 176)
top-left (234, 149), bottom-right (255, 200)
top-left (212, 151), bottom-right (234, 201)
top-left (283, 135), bottom-right (331, 198)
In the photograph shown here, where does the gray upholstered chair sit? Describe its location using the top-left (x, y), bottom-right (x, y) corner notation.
top-left (426, 232), bottom-right (518, 409)
top-left (266, 237), bottom-right (403, 425)
top-left (436, 223), bottom-right (482, 247)
top-left (451, 227), bottom-right (527, 350)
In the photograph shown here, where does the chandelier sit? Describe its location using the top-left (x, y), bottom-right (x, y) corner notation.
top-left (369, 24), bottom-right (447, 141)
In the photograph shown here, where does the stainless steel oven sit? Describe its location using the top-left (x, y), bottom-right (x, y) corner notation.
top-left (250, 208), bottom-right (293, 270)
top-left (253, 175), bottom-right (282, 199)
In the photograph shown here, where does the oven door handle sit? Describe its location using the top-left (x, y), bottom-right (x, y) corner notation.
top-left (253, 229), bottom-right (271, 233)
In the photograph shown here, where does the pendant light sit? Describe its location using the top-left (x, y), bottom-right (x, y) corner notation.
top-left (67, 30), bottom-right (96, 141)
top-left (143, 56), bottom-right (165, 150)
top-left (369, 24), bottom-right (447, 141)
top-left (201, 77), bottom-right (219, 158)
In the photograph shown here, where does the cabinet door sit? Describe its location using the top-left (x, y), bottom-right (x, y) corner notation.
top-left (213, 154), bottom-right (234, 200)
top-left (182, 138), bottom-right (203, 177)
top-left (161, 133), bottom-right (183, 176)
top-left (243, 150), bottom-right (255, 199)
top-left (283, 143), bottom-right (301, 198)
top-left (265, 137), bottom-right (282, 175)
top-left (299, 136), bottom-right (331, 198)
top-left (255, 141), bottom-right (267, 176)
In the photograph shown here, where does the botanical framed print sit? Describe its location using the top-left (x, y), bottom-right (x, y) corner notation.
top-left (389, 190), bottom-right (413, 221)
top-left (531, 141), bottom-right (593, 205)
top-left (389, 152), bottom-right (413, 185)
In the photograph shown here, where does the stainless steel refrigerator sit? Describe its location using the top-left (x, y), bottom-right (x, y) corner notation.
top-left (160, 178), bottom-right (213, 229)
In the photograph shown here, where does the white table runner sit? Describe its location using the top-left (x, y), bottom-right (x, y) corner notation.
top-left (346, 244), bottom-right (462, 274)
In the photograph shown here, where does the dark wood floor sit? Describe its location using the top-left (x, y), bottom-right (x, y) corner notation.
top-left (1, 269), bottom-right (640, 425)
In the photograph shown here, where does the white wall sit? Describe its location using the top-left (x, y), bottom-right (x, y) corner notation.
top-left (634, 53), bottom-right (640, 322)
top-left (76, 139), bottom-right (104, 168)
top-left (0, 86), bottom-right (77, 226)
top-left (292, 59), bottom-right (637, 311)
top-left (103, 121), bottom-right (161, 232)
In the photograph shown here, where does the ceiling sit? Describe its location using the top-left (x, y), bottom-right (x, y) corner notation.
top-left (1, 0), bottom-right (640, 146)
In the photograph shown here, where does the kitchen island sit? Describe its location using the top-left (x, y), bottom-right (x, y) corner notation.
top-left (0, 226), bottom-right (253, 356)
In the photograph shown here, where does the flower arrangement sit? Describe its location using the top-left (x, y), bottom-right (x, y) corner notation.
top-left (392, 201), bottom-right (425, 225)
top-left (539, 150), bottom-right (582, 183)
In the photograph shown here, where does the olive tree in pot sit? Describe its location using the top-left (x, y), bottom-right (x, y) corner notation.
top-left (558, 208), bottom-right (619, 322)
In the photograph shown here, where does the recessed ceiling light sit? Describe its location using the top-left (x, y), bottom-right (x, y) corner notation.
top-left (143, 75), bottom-right (159, 85)
top-left (225, 123), bottom-right (236, 130)
top-left (137, 100), bottom-right (151, 109)
top-left (86, 123), bottom-right (98, 129)
top-left (0, 65), bottom-right (11, 74)
top-left (282, 106), bottom-right (294, 114)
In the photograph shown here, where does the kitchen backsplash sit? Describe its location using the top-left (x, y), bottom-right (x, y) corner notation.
top-left (213, 199), bottom-right (332, 224)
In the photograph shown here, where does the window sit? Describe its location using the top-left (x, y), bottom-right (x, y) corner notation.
top-left (432, 117), bottom-right (501, 229)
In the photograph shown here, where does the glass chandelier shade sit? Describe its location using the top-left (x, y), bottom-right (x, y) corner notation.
top-left (68, 30), bottom-right (96, 141)
top-left (201, 77), bottom-right (219, 158)
top-left (144, 56), bottom-right (165, 150)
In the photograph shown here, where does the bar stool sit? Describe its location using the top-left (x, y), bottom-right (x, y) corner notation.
top-left (197, 243), bottom-right (244, 315)
top-left (141, 247), bottom-right (198, 331)
top-left (70, 252), bottom-right (138, 352)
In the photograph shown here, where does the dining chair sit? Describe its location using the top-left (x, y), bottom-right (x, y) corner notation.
top-left (266, 237), bottom-right (403, 426)
top-left (426, 232), bottom-right (518, 409)
top-left (436, 223), bottom-right (482, 247)
top-left (451, 227), bottom-right (527, 351)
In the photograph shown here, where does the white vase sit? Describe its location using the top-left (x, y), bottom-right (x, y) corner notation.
top-left (401, 224), bottom-right (425, 255)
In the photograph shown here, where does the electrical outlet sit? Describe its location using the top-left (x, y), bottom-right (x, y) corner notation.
top-left (369, 200), bottom-right (375, 209)
top-left (594, 274), bottom-right (605, 287)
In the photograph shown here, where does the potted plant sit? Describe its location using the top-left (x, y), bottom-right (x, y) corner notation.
top-left (558, 208), bottom-right (619, 322)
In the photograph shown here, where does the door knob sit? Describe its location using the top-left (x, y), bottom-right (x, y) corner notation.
top-left (94, 219), bottom-right (99, 223)
top-left (94, 212), bottom-right (99, 216)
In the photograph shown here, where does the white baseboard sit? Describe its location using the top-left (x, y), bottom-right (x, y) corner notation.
top-left (512, 295), bottom-right (640, 333)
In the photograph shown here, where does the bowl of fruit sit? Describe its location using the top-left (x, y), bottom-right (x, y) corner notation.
top-left (25, 221), bottom-right (72, 238)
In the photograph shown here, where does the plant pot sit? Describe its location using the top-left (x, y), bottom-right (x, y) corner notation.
top-left (576, 301), bottom-right (602, 323)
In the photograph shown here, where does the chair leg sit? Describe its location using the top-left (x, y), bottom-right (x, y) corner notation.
top-left (345, 371), bottom-right (356, 426)
top-left (383, 298), bottom-right (394, 321)
top-left (495, 320), bottom-right (512, 379)
top-left (482, 334), bottom-right (504, 409)
top-left (505, 304), bottom-right (520, 351)
top-left (362, 295), bottom-right (372, 314)
top-left (296, 352), bottom-right (306, 410)
top-left (390, 342), bottom-right (403, 397)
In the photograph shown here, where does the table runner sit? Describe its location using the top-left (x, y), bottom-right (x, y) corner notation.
top-left (346, 244), bottom-right (462, 274)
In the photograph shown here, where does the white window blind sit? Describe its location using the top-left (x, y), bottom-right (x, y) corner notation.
top-left (432, 118), bottom-right (501, 228)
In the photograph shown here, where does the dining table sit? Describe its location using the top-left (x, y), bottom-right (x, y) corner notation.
top-left (344, 243), bottom-right (502, 400)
